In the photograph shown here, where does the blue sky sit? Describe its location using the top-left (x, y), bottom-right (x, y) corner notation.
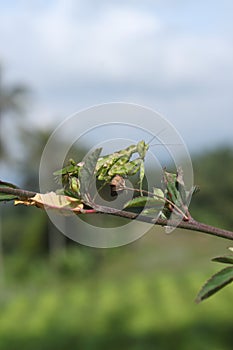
top-left (1, 0), bottom-right (233, 152)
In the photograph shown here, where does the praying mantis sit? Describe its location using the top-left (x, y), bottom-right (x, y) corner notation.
top-left (54, 140), bottom-right (150, 196)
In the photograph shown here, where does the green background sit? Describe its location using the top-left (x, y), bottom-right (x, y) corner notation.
top-left (1, 147), bottom-right (233, 350)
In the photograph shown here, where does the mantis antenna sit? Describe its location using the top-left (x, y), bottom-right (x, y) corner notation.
top-left (150, 143), bottom-right (183, 147)
top-left (147, 127), bottom-right (182, 148)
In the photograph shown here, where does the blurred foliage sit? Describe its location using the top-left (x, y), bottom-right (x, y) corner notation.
top-left (0, 64), bottom-right (233, 350)
top-left (0, 65), bottom-right (30, 158)
top-left (0, 64), bottom-right (232, 348)
top-left (190, 147), bottom-right (233, 230)
top-left (2, 145), bottom-right (232, 256)
top-left (0, 145), bottom-right (233, 349)
top-left (0, 241), bottom-right (232, 350)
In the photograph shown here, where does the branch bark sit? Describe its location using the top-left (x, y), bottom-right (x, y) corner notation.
top-left (90, 203), bottom-right (233, 241)
top-left (0, 186), bottom-right (36, 198)
top-left (1, 186), bottom-right (233, 241)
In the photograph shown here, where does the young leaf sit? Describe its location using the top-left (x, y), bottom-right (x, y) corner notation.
top-left (79, 148), bottom-right (102, 199)
top-left (176, 167), bottom-right (187, 203)
top-left (0, 193), bottom-right (18, 201)
top-left (141, 207), bottom-right (162, 217)
top-left (163, 170), bottom-right (183, 206)
top-left (196, 266), bottom-right (233, 303)
top-left (153, 187), bottom-right (164, 199)
top-left (0, 180), bottom-right (19, 201)
top-left (124, 196), bottom-right (164, 209)
top-left (212, 256), bottom-right (233, 265)
top-left (162, 169), bottom-right (191, 221)
top-left (0, 180), bottom-right (18, 188)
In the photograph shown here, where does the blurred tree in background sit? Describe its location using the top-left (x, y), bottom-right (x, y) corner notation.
top-left (190, 148), bottom-right (233, 231)
top-left (0, 64), bottom-right (29, 158)
top-left (0, 63), bottom-right (232, 350)
top-left (0, 64), bottom-right (104, 271)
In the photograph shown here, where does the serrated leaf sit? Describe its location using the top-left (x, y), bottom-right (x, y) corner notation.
top-left (124, 196), bottom-right (164, 209)
top-left (0, 180), bottom-right (19, 202)
top-left (212, 256), bottom-right (233, 265)
top-left (196, 266), bottom-right (233, 303)
top-left (79, 148), bottom-right (102, 198)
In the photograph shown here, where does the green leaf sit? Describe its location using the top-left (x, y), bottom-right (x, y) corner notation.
top-left (212, 256), bottom-right (233, 265)
top-left (0, 180), bottom-right (19, 202)
top-left (79, 148), bottom-right (102, 199)
top-left (176, 167), bottom-right (187, 203)
top-left (141, 207), bottom-right (161, 216)
top-left (153, 187), bottom-right (164, 199)
top-left (196, 266), bottom-right (233, 303)
top-left (163, 171), bottom-right (181, 204)
top-left (162, 169), bottom-right (193, 220)
top-left (0, 180), bottom-right (18, 188)
top-left (53, 164), bottom-right (77, 176)
top-left (124, 196), bottom-right (164, 209)
top-left (0, 192), bottom-right (18, 201)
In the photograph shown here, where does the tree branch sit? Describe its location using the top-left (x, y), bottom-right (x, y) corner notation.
top-left (0, 186), bottom-right (36, 198)
top-left (90, 203), bottom-right (233, 241)
top-left (1, 186), bottom-right (233, 241)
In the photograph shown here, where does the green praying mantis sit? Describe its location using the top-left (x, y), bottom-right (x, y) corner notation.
top-left (54, 140), bottom-right (150, 197)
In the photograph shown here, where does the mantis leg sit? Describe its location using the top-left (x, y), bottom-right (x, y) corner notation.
top-left (139, 160), bottom-right (145, 194)
top-left (99, 155), bottom-right (130, 181)
top-left (109, 158), bottom-right (144, 194)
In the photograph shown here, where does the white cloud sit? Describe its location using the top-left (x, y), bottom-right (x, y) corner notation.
top-left (28, 3), bottom-right (162, 83)
top-left (0, 0), bottom-right (232, 148)
top-left (1, 1), bottom-right (232, 88)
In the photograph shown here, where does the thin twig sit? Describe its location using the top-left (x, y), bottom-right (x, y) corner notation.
top-left (1, 186), bottom-right (233, 241)
top-left (89, 202), bottom-right (233, 241)
top-left (0, 187), bottom-right (36, 198)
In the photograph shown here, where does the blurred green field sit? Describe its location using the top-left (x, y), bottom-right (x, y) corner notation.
top-left (1, 147), bottom-right (233, 349)
top-left (0, 226), bottom-right (232, 350)
top-left (1, 43), bottom-right (233, 350)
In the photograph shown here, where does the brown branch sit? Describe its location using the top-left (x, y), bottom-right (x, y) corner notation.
top-left (90, 203), bottom-right (233, 241)
top-left (0, 186), bottom-right (36, 198)
top-left (1, 186), bottom-right (233, 241)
